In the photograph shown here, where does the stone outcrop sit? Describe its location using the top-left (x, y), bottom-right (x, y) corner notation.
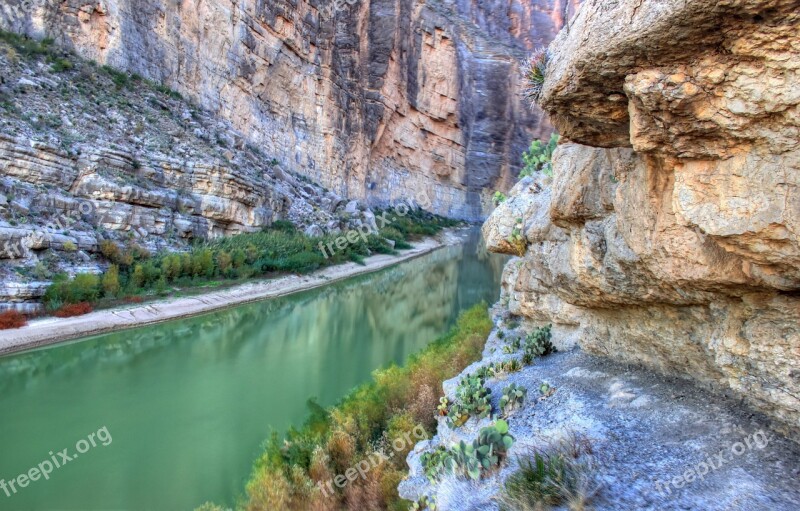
top-left (484, 0), bottom-right (800, 437)
top-left (399, 314), bottom-right (800, 510)
top-left (0, 44), bottom-right (372, 309)
top-left (1, 0), bottom-right (578, 220)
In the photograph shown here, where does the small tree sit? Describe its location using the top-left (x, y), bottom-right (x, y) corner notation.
top-left (231, 248), bottom-right (247, 269)
top-left (216, 251), bottom-right (233, 276)
top-left (102, 265), bottom-right (121, 297)
top-left (130, 264), bottom-right (145, 290)
top-left (69, 273), bottom-right (100, 303)
top-left (192, 249), bottom-right (215, 278)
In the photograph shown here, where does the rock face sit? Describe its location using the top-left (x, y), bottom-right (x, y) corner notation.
top-left (0, 42), bottom-right (376, 309)
top-left (399, 317), bottom-right (800, 510)
top-left (1, 0), bottom-right (577, 220)
top-left (483, 0), bottom-right (800, 437)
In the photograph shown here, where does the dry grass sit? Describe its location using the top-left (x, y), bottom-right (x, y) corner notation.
top-left (53, 302), bottom-right (93, 317)
top-left (0, 310), bottom-right (27, 329)
top-left (497, 433), bottom-right (601, 511)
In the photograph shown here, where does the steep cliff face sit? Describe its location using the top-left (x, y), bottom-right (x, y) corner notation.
top-left (484, 0), bottom-right (800, 436)
top-left (1, 0), bottom-right (576, 220)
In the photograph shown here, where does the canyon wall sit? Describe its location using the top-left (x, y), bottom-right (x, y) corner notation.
top-left (484, 0), bottom-right (800, 437)
top-left (1, 0), bottom-right (577, 221)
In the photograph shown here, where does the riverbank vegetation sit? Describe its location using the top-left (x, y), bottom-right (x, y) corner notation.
top-left (199, 303), bottom-right (492, 511)
top-left (39, 209), bottom-right (459, 316)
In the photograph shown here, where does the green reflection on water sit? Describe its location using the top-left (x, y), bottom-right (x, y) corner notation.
top-left (0, 230), bottom-right (505, 510)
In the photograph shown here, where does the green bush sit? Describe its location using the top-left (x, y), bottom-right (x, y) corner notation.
top-left (102, 65), bottom-right (130, 88)
top-left (191, 249), bottom-right (215, 278)
top-left (499, 436), bottom-right (595, 511)
top-left (43, 272), bottom-right (101, 308)
top-left (101, 265), bottom-right (121, 297)
top-left (270, 219), bottom-right (296, 233)
top-left (45, 209), bottom-right (459, 313)
top-left (520, 133), bottom-right (559, 178)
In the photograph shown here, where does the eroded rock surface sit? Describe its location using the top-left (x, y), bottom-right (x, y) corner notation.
top-left (0, 46), bottom-right (379, 309)
top-left (484, 0), bottom-right (800, 436)
top-left (400, 318), bottom-right (800, 510)
top-left (1, 0), bottom-right (578, 220)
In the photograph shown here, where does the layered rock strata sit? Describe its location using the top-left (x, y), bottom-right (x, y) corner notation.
top-left (1, 0), bottom-right (577, 220)
top-left (484, 0), bottom-right (800, 436)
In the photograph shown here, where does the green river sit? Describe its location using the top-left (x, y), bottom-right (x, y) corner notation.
top-left (0, 230), bottom-right (505, 511)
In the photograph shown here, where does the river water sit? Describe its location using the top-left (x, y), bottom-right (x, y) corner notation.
top-left (0, 230), bottom-right (505, 510)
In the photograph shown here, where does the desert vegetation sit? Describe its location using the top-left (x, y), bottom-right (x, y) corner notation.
top-left (38, 209), bottom-right (457, 316)
top-left (223, 304), bottom-right (493, 511)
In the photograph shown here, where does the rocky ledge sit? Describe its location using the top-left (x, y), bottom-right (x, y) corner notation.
top-left (399, 312), bottom-right (800, 510)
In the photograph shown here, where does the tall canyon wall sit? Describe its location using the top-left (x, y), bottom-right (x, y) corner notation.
top-left (484, 0), bottom-right (800, 437)
top-left (1, 0), bottom-right (577, 220)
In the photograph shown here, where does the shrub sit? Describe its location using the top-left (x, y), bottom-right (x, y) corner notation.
top-left (498, 358), bottom-right (523, 374)
top-left (101, 265), bottom-right (121, 297)
top-left (62, 240), bottom-right (78, 252)
top-left (493, 191), bottom-right (507, 206)
top-left (270, 219), bottom-right (296, 233)
top-left (520, 133), bottom-right (559, 178)
top-left (43, 273), bottom-right (101, 307)
top-left (100, 240), bottom-right (133, 267)
top-left (241, 304), bottom-right (492, 511)
top-left (51, 57), bottom-right (73, 73)
top-left (54, 302), bottom-right (93, 317)
top-left (102, 65), bottom-right (130, 88)
top-left (0, 310), bottom-right (27, 330)
top-left (191, 249), bottom-right (215, 278)
top-left (130, 264), bottom-right (146, 290)
top-left (231, 248), bottom-right (247, 268)
top-left (69, 273), bottom-right (100, 301)
top-left (161, 254), bottom-right (183, 281)
top-left (216, 251), bottom-right (232, 275)
top-left (33, 261), bottom-right (51, 280)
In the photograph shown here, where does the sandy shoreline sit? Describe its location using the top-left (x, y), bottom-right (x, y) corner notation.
top-left (0, 234), bottom-right (457, 357)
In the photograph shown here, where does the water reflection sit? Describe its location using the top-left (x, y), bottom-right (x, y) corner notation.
top-left (0, 229), bottom-right (505, 511)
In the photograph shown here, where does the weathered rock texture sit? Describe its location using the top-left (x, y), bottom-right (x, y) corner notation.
top-left (400, 317), bottom-right (800, 510)
top-left (0, 43), bottom-right (364, 309)
top-left (483, 0), bottom-right (800, 437)
top-left (1, 0), bottom-right (578, 220)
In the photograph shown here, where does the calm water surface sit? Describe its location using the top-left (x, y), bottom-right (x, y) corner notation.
top-left (0, 230), bottom-right (505, 510)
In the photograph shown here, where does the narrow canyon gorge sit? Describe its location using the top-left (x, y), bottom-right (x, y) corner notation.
top-left (0, 0), bottom-right (798, 510)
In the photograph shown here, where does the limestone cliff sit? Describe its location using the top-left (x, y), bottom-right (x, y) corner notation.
top-left (483, 0), bottom-right (800, 437)
top-left (1, 0), bottom-right (577, 221)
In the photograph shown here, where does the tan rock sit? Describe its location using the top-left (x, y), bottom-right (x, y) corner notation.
top-left (486, 0), bottom-right (800, 438)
